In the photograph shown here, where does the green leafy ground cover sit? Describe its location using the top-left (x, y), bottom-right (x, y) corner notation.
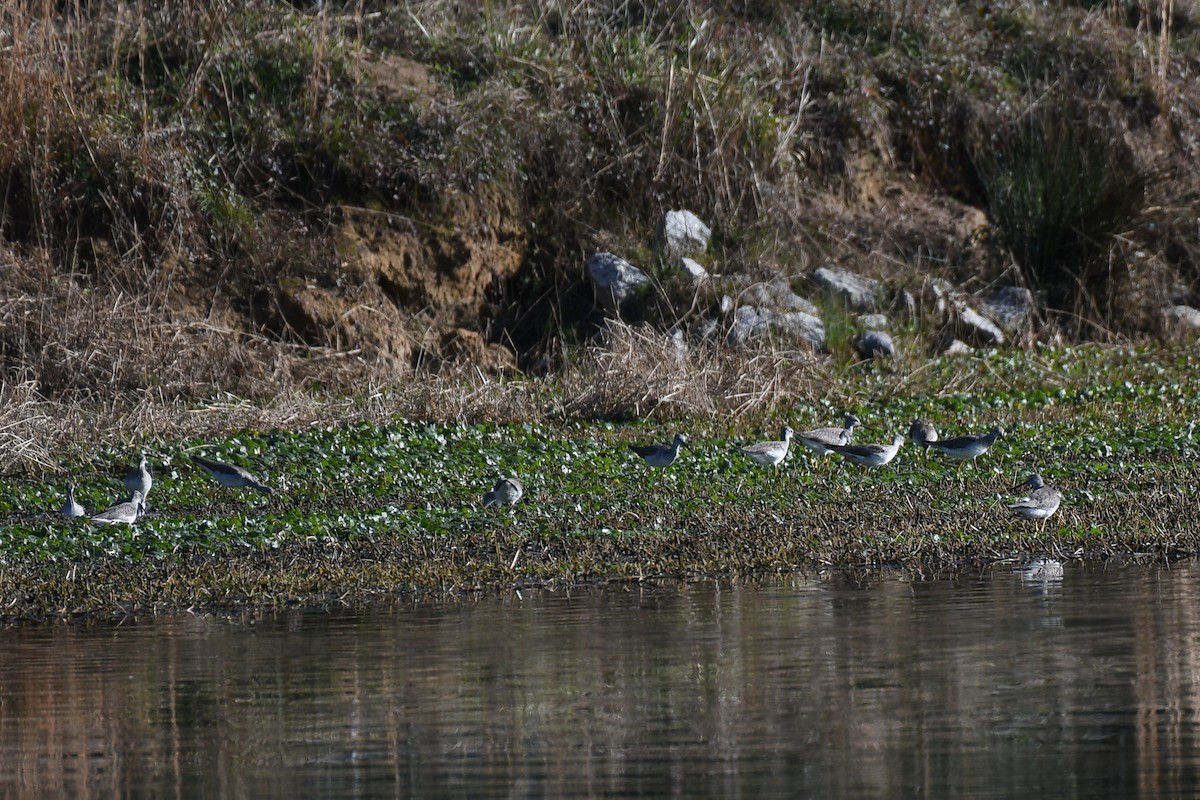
top-left (1, 345), bottom-right (1198, 619)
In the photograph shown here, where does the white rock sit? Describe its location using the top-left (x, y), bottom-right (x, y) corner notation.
top-left (725, 305), bottom-right (825, 350)
top-left (858, 313), bottom-right (889, 330)
top-left (853, 329), bottom-right (895, 359)
top-left (654, 210), bottom-right (711, 257)
top-left (953, 304), bottom-right (1005, 346)
top-left (725, 305), bottom-right (763, 347)
top-left (980, 286), bottom-right (1035, 335)
top-left (771, 311), bottom-right (826, 350)
top-left (922, 278), bottom-right (954, 318)
top-left (677, 257), bottom-right (708, 283)
top-left (937, 337), bottom-right (974, 356)
top-left (1162, 304), bottom-right (1200, 331)
top-left (587, 252), bottom-right (649, 314)
top-left (741, 279), bottom-right (820, 315)
top-left (810, 266), bottom-right (881, 312)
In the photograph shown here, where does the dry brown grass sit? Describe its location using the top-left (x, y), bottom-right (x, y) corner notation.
top-left (555, 320), bottom-right (829, 420)
top-left (2, 0), bottom-right (1200, 476)
top-left (0, 316), bottom-right (845, 475)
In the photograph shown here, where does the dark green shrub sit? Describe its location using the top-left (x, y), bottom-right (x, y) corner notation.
top-left (975, 97), bottom-right (1145, 306)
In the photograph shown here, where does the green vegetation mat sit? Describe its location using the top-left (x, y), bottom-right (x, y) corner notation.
top-left (1, 345), bottom-right (1198, 620)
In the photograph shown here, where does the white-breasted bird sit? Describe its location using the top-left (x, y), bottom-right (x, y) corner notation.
top-left (795, 415), bottom-right (860, 457)
top-left (629, 433), bottom-right (689, 470)
top-left (907, 419), bottom-right (939, 449)
top-left (739, 426), bottom-right (794, 470)
top-left (90, 491), bottom-right (145, 525)
top-left (829, 434), bottom-right (905, 469)
top-left (192, 455), bottom-right (273, 494)
top-left (61, 483), bottom-right (86, 518)
top-left (1007, 473), bottom-right (1062, 529)
top-left (927, 426), bottom-right (1004, 462)
top-left (483, 476), bottom-right (524, 507)
top-left (124, 454), bottom-right (152, 500)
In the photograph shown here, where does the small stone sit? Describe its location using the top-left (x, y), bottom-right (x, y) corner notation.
top-left (953, 304), bottom-right (1005, 347)
top-left (937, 337), bottom-right (974, 356)
top-left (587, 252), bottom-right (649, 314)
top-left (922, 278), bottom-right (954, 318)
top-left (725, 305), bottom-right (762, 347)
top-left (980, 286), bottom-right (1035, 335)
top-left (691, 316), bottom-right (722, 342)
top-left (654, 209), bottom-right (711, 257)
top-left (810, 266), bottom-right (881, 312)
top-left (1162, 304), bottom-right (1200, 332)
top-left (724, 306), bottom-right (826, 350)
top-left (858, 313), bottom-right (889, 330)
top-left (853, 329), bottom-right (895, 359)
top-left (677, 257), bottom-right (708, 283)
top-left (742, 279), bottom-right (820, 315)
top-left (769, 311), bottom-right (826, 350)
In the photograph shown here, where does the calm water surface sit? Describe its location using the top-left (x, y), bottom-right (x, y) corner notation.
top-left (1, 561), bottom-right (1199, 798)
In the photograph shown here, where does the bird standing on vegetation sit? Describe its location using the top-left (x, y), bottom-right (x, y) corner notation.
top-left (192, 455), bottom-right (273, 494)
top-left (629, 433), bottom-right (689, 470)
top-left (829, 433), bottom-right (905, 469)
top-left (124, 454), bottom-right (153, 501)
top-left (738, 426), bottom-right (794, 470)
top-left (1007, 473), bottom-right (1061, 530)
top-left (907, 419), bottom-right (939, 449)
top-left (795, 415), bottom-right (860, 457)
top-left (483, 476), bottom-right (524, 507)
top-left (927, 426), bottom-right (1004, 463)
top-left (90, 491), bottom-right (145, 525)
top-left (61, 483), bottom-right (86, 518)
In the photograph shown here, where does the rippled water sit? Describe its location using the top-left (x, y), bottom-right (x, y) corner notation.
top-left (1, 561), bottom-right (1199, 798)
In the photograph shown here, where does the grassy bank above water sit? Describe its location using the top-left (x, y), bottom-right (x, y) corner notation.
top-left (1, 345), bottom-right (1198, 620)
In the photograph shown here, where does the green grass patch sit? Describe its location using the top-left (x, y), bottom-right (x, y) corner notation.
top-left (0, 345), bottom-right (1198, 619)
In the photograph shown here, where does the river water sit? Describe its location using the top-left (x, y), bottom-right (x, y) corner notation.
top-left (0, 561), bottom-right (1197, 798)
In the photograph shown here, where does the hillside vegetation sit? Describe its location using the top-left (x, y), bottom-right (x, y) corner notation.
top-left (1, 0), bottom-right (1198, 413)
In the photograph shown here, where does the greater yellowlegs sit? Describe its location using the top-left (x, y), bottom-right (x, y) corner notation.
top-left (739, 426), bottom-right (794, 469)
top-left (907, 419), bottom-right (939, 449)
top-left (192, 455), bottom-right (273, 494)
top-left (61, 483), bottom-right (86, 518)
top-left (124, 454), bottom-right (153, 500)
top-left (629, 433), bottom-right (688, 470)
top-left (483, 476), bottom-right (524, 507)
top-left (829, 433), bottom-right (905, 468)
top-left (927, 426), bottom-right (1004, 462)
top-left (90, 491), bottom-right (145, 525)
top-left (1007, 473), bottom-right (1061, 529)
top-left (795, 415), bottom-right (860, 457)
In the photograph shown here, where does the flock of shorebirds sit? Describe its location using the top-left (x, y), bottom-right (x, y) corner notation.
top-left (482, 415), bottom-right (1061, 527)
top-left (60, 454), bottom-right (272, 525)
top-left (621, 415), bottom-right (1062, 527)
top-left (60, 416), bottom-right (1062, 529)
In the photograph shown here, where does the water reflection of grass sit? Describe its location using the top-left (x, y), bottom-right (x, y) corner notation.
top-left (1, 344), bottom-right (1198, 619)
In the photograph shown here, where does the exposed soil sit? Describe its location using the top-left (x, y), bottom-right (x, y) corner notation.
top-left (2, 2), bottom-right (1200, 403)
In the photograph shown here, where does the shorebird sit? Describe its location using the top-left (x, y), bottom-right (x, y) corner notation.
top-left (795, 415), bottom-right (861, 457)
top-left (192, 455), bottom-right (273, 494)
top-left (483, 476), bottom-right (524, 507)
top-left (738, 426), bottom-right (794, 470)
top-left (927, 426), bottom-right (1004, 463)
top-left (907, 419), bottom-right (939, 449)
top-left (829, 433), bottom-right (905, 469)
top-left (1007, 473), bottom-right (1062, 530)
top-left (124, 454), bottom-right (152, 500)
top-left (629, 433), bottom-right (688, 470)
top-left (90, 491), bottom-right (145, 525)
top-left (61, 483), bottom-right (86, 518)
